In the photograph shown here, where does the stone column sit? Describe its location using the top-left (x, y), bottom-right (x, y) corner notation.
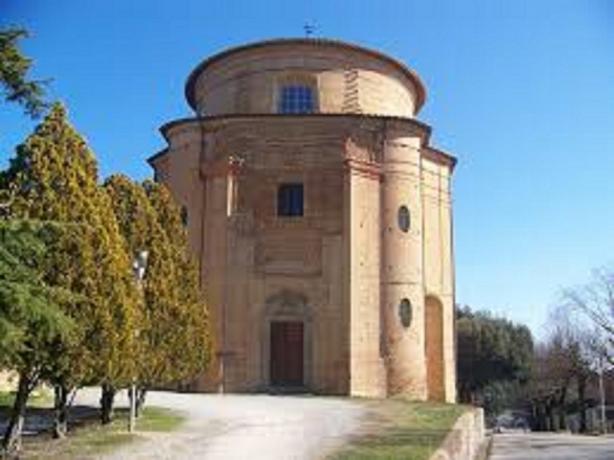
top-left (343, 154), bottom-right (386, 398)
top-left (198, 155), bottom-right (245, 392)
top-left (381, 129), bottom-right (426, 398)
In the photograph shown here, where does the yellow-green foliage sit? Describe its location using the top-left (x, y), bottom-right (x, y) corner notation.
top-left (144, 180), bottom-right (211, 383)
top-left (3, 104), bottom-right (140, 387)
top-left (106, 176), bottom-right (211, 386)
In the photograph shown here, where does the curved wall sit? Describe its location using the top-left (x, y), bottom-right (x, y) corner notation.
top-left (381, 133), bottom-right (426, 398)
top-left (187, 41), bottom-right (424, 117)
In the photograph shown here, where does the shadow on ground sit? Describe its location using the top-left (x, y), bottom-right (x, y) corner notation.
top-left (0, 405), bottom-right (123, 437)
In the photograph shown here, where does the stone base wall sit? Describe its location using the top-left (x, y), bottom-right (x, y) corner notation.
top-left (430, 408), bottom-right (486, 460)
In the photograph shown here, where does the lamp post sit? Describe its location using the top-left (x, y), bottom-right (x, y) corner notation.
top-left (130, 250), bottom-right (148, 433)
top-left (598, 352), bottom-right (607, 434)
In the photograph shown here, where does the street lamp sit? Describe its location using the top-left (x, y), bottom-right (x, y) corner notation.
top-left (130, 250), bottom-right (148, 433)
top-left (598, 352), bottom-right (607, 434)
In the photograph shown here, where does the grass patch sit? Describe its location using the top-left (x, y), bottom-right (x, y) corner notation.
top-left (26, 424), bottom-right (138, 460)
top-left (2, 405), bottom-right (186, 459)
top-left (0, 389), bottom-right (52, 409)
top-left (137, 406), bottom-right (185, 432)
top-left (331, 399), bottom-right (468, 460)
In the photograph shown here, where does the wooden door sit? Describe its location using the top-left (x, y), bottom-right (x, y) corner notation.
top-left (425, 297), bottom-right (445, 401)
top-left (270, 321), bottom-right (304, 386)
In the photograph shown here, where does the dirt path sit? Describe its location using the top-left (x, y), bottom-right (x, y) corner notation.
top-left (75, 389), bottom-right (366, 459)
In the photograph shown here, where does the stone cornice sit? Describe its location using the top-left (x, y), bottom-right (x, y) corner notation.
top-left (422, 146), bottom-right (457, 171)
top-left (158, 113), bottom-right (432, 143)
top-left (149, 114), bottom-right (457, 174)
top-left (147, 147), bottom-right (169, 166)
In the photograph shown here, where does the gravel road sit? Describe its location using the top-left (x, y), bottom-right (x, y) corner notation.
top-left (490, 432), bottom-right (614, 460)
top-left (75, 389), bottom-right (366, 460)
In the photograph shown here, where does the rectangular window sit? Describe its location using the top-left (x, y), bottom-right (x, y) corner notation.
top-left (277, 183), bottom-right (304, 217)
top-left (278, 85), bottom-right (314, 114)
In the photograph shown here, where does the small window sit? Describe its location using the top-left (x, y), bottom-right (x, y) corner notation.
top-left (398, 205), bottom-right (410, 232)
top-left (277, 183), bottom-right (304, 217)
top-left (278, 85), bottom-right (314, 114)
top-left (181, 206), bottom-right (189, 227)
top-left (399, 298), bottom-right (412, 328)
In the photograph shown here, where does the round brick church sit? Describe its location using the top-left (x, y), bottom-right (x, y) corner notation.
top-left (149, 38), bottom-right (457, 402)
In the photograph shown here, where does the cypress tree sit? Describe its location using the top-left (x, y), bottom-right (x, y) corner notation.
top-left (104, 175), bottom-right (175, 413)
top-left (2, 104), bottom-right (141, 427)
top-left (143, 180), bottom-right (211, 392)
top-left (106, 176), bottom-right (211, 414)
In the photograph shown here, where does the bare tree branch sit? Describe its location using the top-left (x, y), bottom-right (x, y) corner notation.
top-left (562, 267), bottom-right (614, 342)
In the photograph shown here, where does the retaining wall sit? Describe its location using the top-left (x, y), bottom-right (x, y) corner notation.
top-left (430, 408), bottom-right (486, 460)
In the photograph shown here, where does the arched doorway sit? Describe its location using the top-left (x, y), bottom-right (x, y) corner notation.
top-left (262, 290), bottom-right (312, 390)
top-left (425, 295), bottom-right (445, 401)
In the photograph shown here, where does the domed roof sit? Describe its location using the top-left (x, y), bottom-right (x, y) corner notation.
top-left (185, 38), bottom-right (427, 113)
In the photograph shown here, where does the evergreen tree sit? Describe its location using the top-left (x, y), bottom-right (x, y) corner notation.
top-left (143, 180), bottom-right (211, 393)
top-left (104, 175), bottom-right (178, 412)
top-left (456, 306), bottom-right (534, 410)
top-left (0, 220), bottom-right (75, 453)
top-left (0, 27), bottom-right (48, 118)
top-left (2, 104), bottom-right (141, 427)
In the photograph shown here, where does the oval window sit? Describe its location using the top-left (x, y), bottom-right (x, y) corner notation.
top-left (399, 298), bottom-right (412, 328)
top-left (398, 205), bottom-right (410, 232)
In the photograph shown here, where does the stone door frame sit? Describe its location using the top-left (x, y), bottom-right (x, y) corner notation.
top-left (261, 290), bottom-right (313, 391)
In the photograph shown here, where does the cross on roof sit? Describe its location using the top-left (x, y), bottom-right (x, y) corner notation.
top-left (304, 23), bottom-right (316, 38)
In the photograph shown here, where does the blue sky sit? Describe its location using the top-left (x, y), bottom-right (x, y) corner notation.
top-left (2, 1), bottom-right (613, 337)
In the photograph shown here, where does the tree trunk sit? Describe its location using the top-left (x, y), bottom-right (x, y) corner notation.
top-left (546, 398), bottom-right (556, 431)
top-left (52, 384), bottom-right (71, 439)
top-left (458, 383), bottom-right (473, 404)
top-left (538, 401), bottom-right (547, 431)
top-left (100, 384), bottom-right (116, 425)
top-left (558, 386), bottom-right (568, 431)
top-left (534, 400), bottom-right (546, 431)
top-left (578, 376), bottom-right (587, 433)
top-left (135, 387), bottom-right (147, 418)
top-left (2, 372), bottom-right (33, 455)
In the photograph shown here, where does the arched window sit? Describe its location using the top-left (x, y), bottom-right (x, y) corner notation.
top-left (278, 85), bottom-right (314, 114)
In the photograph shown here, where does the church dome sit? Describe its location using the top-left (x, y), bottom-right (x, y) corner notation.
top-left (185, 38), bottom-right (426, 118)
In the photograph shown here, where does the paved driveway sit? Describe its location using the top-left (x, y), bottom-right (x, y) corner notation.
top-left (490, 432), bottom-right (614, 460)
top-left (75, 389), bottom-right (366, 460)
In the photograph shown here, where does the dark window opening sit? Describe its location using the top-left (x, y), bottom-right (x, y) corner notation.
top-left (278, 85), bottom-right (314, 114)
top-left (398, 205), bottom-right (411, 232)
top-left (277, 183), bottom-right (304, 217)
top-left (181, 206), bottom-right (189, 227)
top-left (399, 298), bottom-right (413, 328)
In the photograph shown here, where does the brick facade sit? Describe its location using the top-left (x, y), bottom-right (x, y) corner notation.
top-left (149, 39), bottom-right (457, 401)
